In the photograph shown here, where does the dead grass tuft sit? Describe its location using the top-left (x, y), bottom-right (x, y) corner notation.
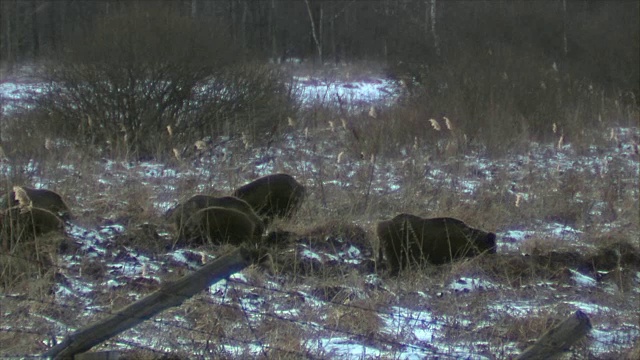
top-left (257, 319), bottom-right (306, 358)
top-left (0, 48), bottom-right (638, 358)
top-left (494, 312), bottom-right (559, 349)
top-left (0, 228), bottom-right (65, 292)
top-left (326, 299), bottom-right (382, 340)
top-left (113, 223), bottom-right (168, 255)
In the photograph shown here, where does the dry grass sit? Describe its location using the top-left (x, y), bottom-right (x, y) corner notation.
top-left (0, 59), bottom-right (638, 359)
top-left (326, 299), bottom-right (382, 339)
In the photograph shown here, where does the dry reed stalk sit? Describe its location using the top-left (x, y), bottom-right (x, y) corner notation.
top-left (44, 138), bottom-right (54, 151)
top-left (13, 186), bottom-right (32, 212)
top-left (194, 140), bottom-right (206, 151)
top-left (429, 118), bottom-right (441, 131)
top-left (609, 128), bottom-right (618, 142)
top-left (172, 148), bottom-right (181, 161)
top-left (444, 116), bottom-right (453, 131)
top-left (166, 125), bottom-right (173, 137)
top-left (368, 106), bottom-right (377, 119)
top-left (328, 121), bottom-right (335, 132)
top-left (242, 132), bottom-right (251, 149)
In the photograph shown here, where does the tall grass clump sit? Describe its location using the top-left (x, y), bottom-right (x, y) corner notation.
top-left (16, 5), bottom-right (295, 161)
top-left (379, 1), bottom-right (638, 156)
top-left (382, 49), bottom-right (636, 157)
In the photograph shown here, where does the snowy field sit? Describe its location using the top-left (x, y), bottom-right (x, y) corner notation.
top-left (1, 73), bottom-right (639, 359)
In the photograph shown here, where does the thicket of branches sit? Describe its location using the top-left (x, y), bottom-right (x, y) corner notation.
top-left (5, 6), bottom-right (295, 160)
top-left (2, 0), bottom-right (638, 96)
top-left (0, 0), bottom-right (637, 159)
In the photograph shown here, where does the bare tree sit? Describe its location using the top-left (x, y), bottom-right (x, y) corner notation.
top-left (562, 0), bottom-right (568, 57)
top-left (2, 0), bottom-right (15, 70)
top-left (304, 0), bottom-right (323, 63)
top-left (31, 0), bottom-right (39, 58)
top-left (430, 0), bottom-right (440, 57)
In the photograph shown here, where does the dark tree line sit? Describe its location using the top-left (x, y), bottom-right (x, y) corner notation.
top-left (0, 0), bottom-right (638, 94)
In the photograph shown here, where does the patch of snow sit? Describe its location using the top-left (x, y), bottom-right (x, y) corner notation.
top-left (301, 249), bottom-right (323, 262)
top-left (0, 76), bottom-right (637, 359)
top-left (289, 76), bottom-right (399, 111)
top-left (449, 277), bottom-right (498, 292)
top-left (315, 337), bottom-right (382, 359)
top-left (569, 269), bottom-right (597, 287)
top-left (545, 223), bottom-right (582, 242)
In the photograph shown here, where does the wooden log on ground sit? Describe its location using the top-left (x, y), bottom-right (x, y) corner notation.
top-left (73, 350), bottom-right (122, 360)
top-left (43, 247), bottom-right (257, 360)
top-left (516, 310), bottom-right (592, 360)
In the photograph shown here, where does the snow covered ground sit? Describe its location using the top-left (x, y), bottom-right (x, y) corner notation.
top-left (1, 73), bottom-right (639, 358)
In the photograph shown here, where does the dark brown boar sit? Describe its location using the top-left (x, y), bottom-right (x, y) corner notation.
top-left (179, 206), bottom-right (257, 246)
top-left (232, 173), bottom-right (305, 225)
top-left (377, 214), bottom-right (496, 275)
top-left (1, 206), bottom-right (65, 251)
top-left (0, 187), bottom-right (71, 220)
top-left (167, 195), bottom-right (264, 241)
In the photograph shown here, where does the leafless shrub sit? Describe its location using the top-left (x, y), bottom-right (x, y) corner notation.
top-left (383, 45), bottom-right (635, 156)
top-left (326, 300), bottom-right (382, 339)
top-left (496, 312), bottom-right (558, 347)
top-left (257, 318), bottom-right (306, 358)
top-left (23, 7), bottom-right (295, 161)
top-left (0, 231), bottom-right (63, 292)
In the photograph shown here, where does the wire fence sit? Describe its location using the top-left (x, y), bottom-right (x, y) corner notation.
top-left (0, 282), bottom-right (466, 359)
top-left (1, 249), bottom-right (636, 359)
top-left (0, 291), bottom-right (631, 359)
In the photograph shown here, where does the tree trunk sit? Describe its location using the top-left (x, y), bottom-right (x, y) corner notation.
top-left (59, 0), bottom-right (67, 53)
top-left (424, 0), bottom-right (429, 42)
top-left (303, 0), bottom-right (322, 63)
top-left (430, 0), bottom-right (441, 57)
top-left (562, 0), bottom-right (568, 57)
top-left (241, 0), bottom-right (248, 53)
top-left (3, 0), bottom-right (13, 70)
top-left (331, 17), bottom-right (337, 65)
top-left (318, 3), bottom-right (323, 61)
top-left (31, 0), bottom-right (39, 59)
top-left (269, 0), bottom-right (277, 62)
